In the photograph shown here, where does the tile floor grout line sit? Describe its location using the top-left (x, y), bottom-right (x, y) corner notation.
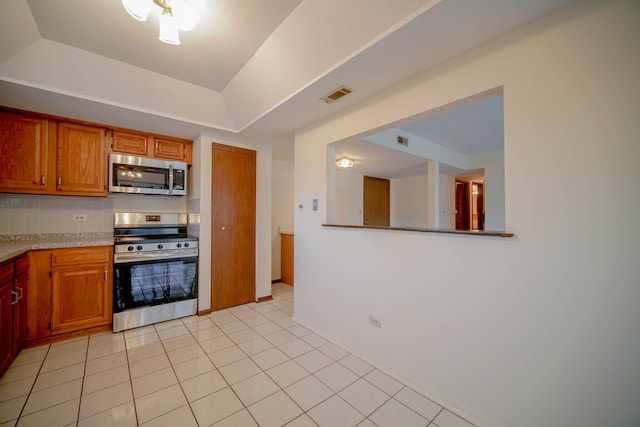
top-left (13, 343), bottom-right (51, 424)
top-left (208, 303), bottom-right (297, 426)
top-left (202, 300), bottom-right (313, 426)
top-left (123, 328), bottom-right (141, 427)
top-left (431, 407), bottom-right (445, 426)
top-left (8, 284), bottom-right (464, 427)
top-left (175, 315), bottom-right (230, 427)
top-left (74, 335), bottom-right (90, 425)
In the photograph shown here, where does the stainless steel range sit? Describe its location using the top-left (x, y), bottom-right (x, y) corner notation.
top-left (112, 213), bottom-right (198, 332)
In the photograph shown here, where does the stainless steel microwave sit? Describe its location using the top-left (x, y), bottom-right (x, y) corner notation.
top-left (109, 154), bottom-right (187, 196)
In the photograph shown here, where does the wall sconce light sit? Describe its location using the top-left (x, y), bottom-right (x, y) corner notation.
top-left (335, 158), bottom-right (354, 168)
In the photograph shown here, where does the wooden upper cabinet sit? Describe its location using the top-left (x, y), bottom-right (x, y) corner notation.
top-left (153, 138), bottom-right (186, 161)
top-left (0, 112), bottom-right (51, 193)
top-left (110, 131), bottom-right (193, 165)
top-left (111, 131), bottom-right (150, 157)
top-left (56, 121), bottom-right (108, 196)
top-left (1, 107), bottom-right (193, 198)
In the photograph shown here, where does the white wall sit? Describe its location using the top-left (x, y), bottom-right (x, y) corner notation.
top-left (439, 173), bottom-right (455, 229)
top-left (335, 170), bottom-right (363, 226)
top-left (468, 150), bottom-right (504, 231)
top-left (293, 2), bottom-right (640, 427)
top-left (271, 159), bottom-right (294, 281)
top-left (390, 174), bottom-right (428, 227)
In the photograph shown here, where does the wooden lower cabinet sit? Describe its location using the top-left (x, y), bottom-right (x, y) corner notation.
top-left (52, 263), bottom-right (111, 333)
top-left (13, 259), bottom-right (28, 353)
top-left (281, 233), bottom-right (294, 286)
top-left (27, 246), bottom-right (113, 341)
top-left (0, 255), bottom-right (29, 376)
top-left (0, 277), bottom-right (13, 373)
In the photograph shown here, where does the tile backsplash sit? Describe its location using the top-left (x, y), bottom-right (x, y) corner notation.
top-left (0, 193), bottom-right (187, 235)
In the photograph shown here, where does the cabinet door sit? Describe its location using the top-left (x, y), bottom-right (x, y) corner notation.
top-left (27, 250), bottom-right (52, 340)
top-left (281, 234), bottom-right (294, 286)
top-left (0, 281), bottom-right (13, 373)
top-left (13, 272), bottom-right (27, 353)
top-left (52, 263), bottom-right (111, 333)
top-left (0, 112), bottom-right (50, 193)
top-left (57, 122), bottom-right (107, 196)
top-left (111, 131), bottom-right (150, 156)
top-left (153, 138), bottom-right (186, 161)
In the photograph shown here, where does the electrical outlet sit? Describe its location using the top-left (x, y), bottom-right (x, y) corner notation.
top-left (369, 315), bottom-right (382, 328)
top-left (72, 214), bottom-right (87, 221)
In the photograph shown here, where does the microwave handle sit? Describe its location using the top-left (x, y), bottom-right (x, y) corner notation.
top-left (168, 164), bottom-right (174, 194)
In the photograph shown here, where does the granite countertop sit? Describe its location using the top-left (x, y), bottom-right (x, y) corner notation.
top-left (0, 233), bottom-right (114, 263)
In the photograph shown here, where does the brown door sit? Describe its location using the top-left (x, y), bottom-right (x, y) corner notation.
top-left (455, 180), bottom-right (470, 230)
top-left (211, 143), bottom-right (256, 310)
top-left (476, 183), bottom-right (484, 231)
top-left (363, 176), bottom-right (390, 226)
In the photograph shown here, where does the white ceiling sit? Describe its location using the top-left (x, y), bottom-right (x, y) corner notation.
top-left (25, 0), bottom-right (303, 92)
top-left (0, 0), bottom-right (571, 159)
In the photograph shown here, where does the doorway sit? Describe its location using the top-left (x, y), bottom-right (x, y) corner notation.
top-left (455, 180), bottom-right (470, 230)
top-left (210, 143), bottom-right (256, 311)
top-left (472, 182), bottom-right (484, 231)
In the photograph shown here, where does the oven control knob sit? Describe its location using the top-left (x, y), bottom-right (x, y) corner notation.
top-left (157, 244), bottom-right (164, 250)
top-left (137, 245), bottom-right (143, 251)
top-left (127, 246), bottom-right (134, 252)
top-left (176, 243), bottom-right (183, 248)
top-left (184, 242), bottom-right (190, 248)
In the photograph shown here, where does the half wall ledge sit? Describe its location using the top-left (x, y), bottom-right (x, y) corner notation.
top-left (322, 224), bottom-right (514, 238)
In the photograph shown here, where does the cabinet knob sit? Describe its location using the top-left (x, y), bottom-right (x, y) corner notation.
top-left (221, 226), bottom-right (226, 231)
top-left (57, 176), bottom-right (62, 186)
top-left (41, 175), bottom-right (45, 185)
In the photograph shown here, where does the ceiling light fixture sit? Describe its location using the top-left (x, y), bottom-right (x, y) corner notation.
top-left (335, 158), bottom-right (354, 168)
top-left (122, 0), bottom-right (196, 45)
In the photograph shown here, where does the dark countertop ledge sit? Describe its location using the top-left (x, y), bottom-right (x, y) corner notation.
top-left (322, 224), bottom-right (514, 238)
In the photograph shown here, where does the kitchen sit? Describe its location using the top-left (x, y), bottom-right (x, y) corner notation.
top-left (1, 1), bottom-right (638, 427)
top-left (0, 103), bottom-right (283, 360)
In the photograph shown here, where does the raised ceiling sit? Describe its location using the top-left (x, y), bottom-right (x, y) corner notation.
top-left (0, 0), bottom-right (571, 158)
top-left (26, 0), bottom-right (303, 92)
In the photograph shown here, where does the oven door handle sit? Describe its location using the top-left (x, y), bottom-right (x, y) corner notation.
top-left (114, 249), bottom-right (198, 264)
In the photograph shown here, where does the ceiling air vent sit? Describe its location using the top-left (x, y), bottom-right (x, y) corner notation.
top-left (321, 86), bottom-right (353, 104)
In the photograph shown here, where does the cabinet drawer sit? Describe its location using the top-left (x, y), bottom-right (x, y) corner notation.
top-left (0, 262), bottom-right (13, 285)
top-left (52, 247), bottom-right (111, 266)
top-left (15, 256), bottom-right (29, 276)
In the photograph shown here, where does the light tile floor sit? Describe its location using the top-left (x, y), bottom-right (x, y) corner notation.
top-left (0, 283), bottom-right (477, 427)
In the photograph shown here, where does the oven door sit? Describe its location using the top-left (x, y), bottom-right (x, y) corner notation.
top-left (113, 255), bottom-right (198, 314)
